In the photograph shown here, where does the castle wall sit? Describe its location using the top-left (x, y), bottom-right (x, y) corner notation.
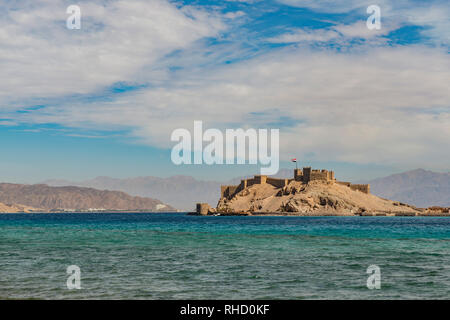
top-left (219, 168), bottom-right (368, 201)
top-left (350, 184), bottom-right (370, 194)
top-left (254, 175), bottom-right (267, 184)
top-left (266, 177), bottom-right (288, 188)
top-left (337, 181), bottom-right (370, 194)
top-left (220, 186), bottom-right (228, 198)
top-left (247, 178), bottom-right (257, 187)
top-left (303, 167), bottom-right (311, 182)
top-left (310, 170), bottom-right (329, 181)
top-left (228, 185), bottom-right (240, 196)
top-left (294, 169), bottom-right (303, 181)
top-left (221, 185), bottom-right (240, 198)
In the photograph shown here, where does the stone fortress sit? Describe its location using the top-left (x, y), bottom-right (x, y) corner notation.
top-left (195, 167), bottom-right (448, 216)
top-left (220, 167), bottom-right (370, 201)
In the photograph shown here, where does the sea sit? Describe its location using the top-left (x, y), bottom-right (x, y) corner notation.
top-left (0, 212), bottom-right (449, 299)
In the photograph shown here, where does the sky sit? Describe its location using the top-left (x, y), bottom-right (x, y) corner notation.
top-left (0, 0), bottom-right (449, 183)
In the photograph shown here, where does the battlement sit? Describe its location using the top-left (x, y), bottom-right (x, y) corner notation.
top-left (220, 167), bottom-right (370, 199)
top-left (336, 181), bottom-right (370, 194)
top-left (295, 167), bottom-right (335, 183)
top-left (220, 175), bottom-right (290, 199)
top-left (350, 184), bottom-right (370, 194)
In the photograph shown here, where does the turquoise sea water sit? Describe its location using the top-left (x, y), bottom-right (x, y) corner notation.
top-left (0, 213), bottom-right (449, 299)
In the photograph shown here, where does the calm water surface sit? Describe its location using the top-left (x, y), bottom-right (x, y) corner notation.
top-left (0, 213), bottom-right (449, 299)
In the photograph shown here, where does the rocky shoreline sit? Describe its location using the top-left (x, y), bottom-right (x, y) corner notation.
top-left (188, 210), bottom-right (450, 217)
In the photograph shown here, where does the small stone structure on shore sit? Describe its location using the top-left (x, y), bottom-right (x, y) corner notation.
top-left (196, 203), bottom-right (213, 215)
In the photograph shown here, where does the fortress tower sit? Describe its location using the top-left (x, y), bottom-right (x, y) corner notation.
top-left (303, 167), bottom-right (311, 182)
top-left (294, 169), bottom-right (303, 181)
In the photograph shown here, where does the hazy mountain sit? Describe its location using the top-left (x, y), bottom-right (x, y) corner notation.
top-left (44, 170), bottom-right (296, 211)
top-left (0, 183), bottom-right (176, 212)
top-left (366, 169), bottom-right (450, 208)
top-left (44, 176), bottom-right (222, 211)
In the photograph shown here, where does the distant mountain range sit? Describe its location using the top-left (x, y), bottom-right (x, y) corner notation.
top-left (43, 168), bottom-right (450, 210)
top-left (43, 176), bottom-right (221, 212)
top-left (363, 169), bottom-right (450, 208)
top-left (0, 183), bottom-right (176, 212)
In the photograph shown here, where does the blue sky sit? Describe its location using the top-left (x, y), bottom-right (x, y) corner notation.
top-left (0, 0), bottom-right (449, 183)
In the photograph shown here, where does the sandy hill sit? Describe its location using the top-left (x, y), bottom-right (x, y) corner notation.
top-left (217, 180), bottom-right (420, 216)
top-left (0, 202), bottom-right (39, 213)
top-left (0, 183), bottom-right (176, 212)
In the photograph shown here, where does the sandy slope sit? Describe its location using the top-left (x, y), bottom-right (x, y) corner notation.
top-left (217, 180), bottom-right (420, 215)
top-left (0, 202), bottom-right (39, 213)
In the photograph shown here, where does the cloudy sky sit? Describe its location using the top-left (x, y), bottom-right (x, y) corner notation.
top-left (0, 0), bottom-right (449, 183)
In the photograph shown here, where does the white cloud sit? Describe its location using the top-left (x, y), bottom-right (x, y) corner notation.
top-left (403, 4), bottom-right (450, 45)
top-left (15, 45), bottom-right (450, 169)
top-left (0, 0), bottom-right (225, 108)
top-left (277, 0), bottom-right (382, 13)
top-left (268, 28), bottom-right (340, 43)
top-left (267, 21), bottom-right (395, 44)
top-left (225, 0), bottom-right (260, 3)
top-left (224, 11), bottom-right (246, 19)
top-left (333, 22), bottom-right (390, 38)
top-left (1, 1), bottom-right (449, 171)
top-left (277, 0), bottom-right (450, 46)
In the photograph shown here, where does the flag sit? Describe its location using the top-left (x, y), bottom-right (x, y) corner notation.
top-left (291, 158), bottom-right (297, 162)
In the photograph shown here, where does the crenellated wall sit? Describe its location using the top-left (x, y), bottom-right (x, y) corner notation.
top-left (310, 169), bottom-right (329, 181)
top-left (337, 181), bottom-right (370, 194)
top-left (295, 167), bottom-right (335, 183)
top-left (254, 175), bottom-right (267, 184)
top-left (221, 185), bottom-right (240, 199)
top-left (246, 178), bottom-right (256, 188)
top-left (349, 184), bottom-right (370, 194)
top-left (303, 167), bottom-right (311, 182)
top-left (294, 169), bottom-right (303, 181)
top-left (337, 181), bottom-right (351, 187)
top-left (266, 177), bottom-right (289, 188)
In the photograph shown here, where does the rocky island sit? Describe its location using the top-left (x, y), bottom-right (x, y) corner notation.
top-left (194, 167), bottom-right (449, 216)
